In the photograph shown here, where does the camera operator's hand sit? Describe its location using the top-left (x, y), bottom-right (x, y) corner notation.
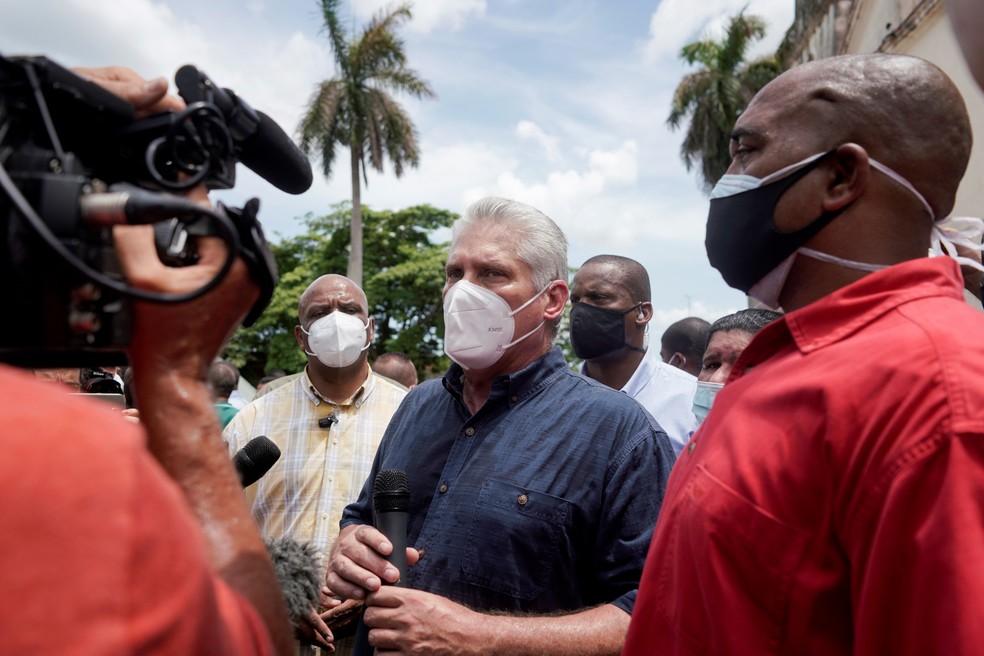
top-left (73, 65), bottom-right (183, 117)
top-left (113, 186), bottom-right (252, 378)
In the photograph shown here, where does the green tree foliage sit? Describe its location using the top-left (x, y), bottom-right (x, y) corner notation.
top-left (298, 0), bottom-right (436, 287)
top-left (224, 204), bottom-right (455, 383)
top-left (667, 11), bottom-right (782, 192)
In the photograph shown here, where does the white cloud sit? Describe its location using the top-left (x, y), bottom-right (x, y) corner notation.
top-left (352, 0), bottom-right (486, 33)
top-left (643, 0), bottom-right (795, 63)
top-left (516, 120), bottom-right (560, 161)
top-left (478, 140), bottom-right (638, 218)
top-left (589, 141), bottom-right (638, 186)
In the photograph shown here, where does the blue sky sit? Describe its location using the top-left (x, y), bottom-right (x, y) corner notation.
top-left (2, 0), bottom-right (794, 336)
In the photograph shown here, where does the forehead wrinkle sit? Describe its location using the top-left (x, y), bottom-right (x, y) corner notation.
top-left (298, 276), bottom-right (367, 320)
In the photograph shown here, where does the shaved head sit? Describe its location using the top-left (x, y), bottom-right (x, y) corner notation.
top-left (746, 54), bottom-right (971, 219)
top-left (580, 255), bottom-right (651, 302)
top-left (297, 274), bottom-right (368, 323)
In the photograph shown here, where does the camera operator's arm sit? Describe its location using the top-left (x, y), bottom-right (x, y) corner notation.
top-left (73, 65), bottom-right (183, 117)
top-left (114, 216), bottom-right (292, 655)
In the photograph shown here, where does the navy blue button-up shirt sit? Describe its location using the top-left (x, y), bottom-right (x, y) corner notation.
top-left (341, 347), bottom-right (675, 615)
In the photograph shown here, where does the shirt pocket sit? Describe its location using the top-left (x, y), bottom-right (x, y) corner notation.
top-left (656, 464), bottom-right (810, 655)
top-left (460, 478), bottom-right (571, 601)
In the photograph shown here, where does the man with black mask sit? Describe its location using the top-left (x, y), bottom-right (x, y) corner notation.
top-left (570, 255), bottom-right (697, 455)
top-left (625, 54), bottom-right (984, 654)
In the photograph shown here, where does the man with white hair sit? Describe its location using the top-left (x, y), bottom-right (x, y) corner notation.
top-left (327, 197), bottom-right (675, 655)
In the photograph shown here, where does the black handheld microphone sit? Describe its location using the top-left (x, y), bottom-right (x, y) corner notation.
top-left (175, 65), bottom-right (314, 195)
top-left (232, 435), bottom-right (281, 487)
top-left (372, 469), bottom-right (410, 586)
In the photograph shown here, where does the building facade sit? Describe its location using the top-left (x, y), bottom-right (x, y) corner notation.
top-left (780, 0), bottom-right (984, 218)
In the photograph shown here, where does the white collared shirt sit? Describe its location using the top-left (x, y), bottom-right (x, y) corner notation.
top-left (620, 348), bottom-right (698, 457)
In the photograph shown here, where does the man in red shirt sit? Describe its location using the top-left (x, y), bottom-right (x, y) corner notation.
top-left (0, 68), bottom-right (293, 654)
top-left (624, 54), bottom-right (984, 654)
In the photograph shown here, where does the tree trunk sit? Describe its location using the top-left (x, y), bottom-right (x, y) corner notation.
top-left (347, 146), bottom-right (363, 287)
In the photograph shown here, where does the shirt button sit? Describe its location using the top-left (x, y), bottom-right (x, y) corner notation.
top-left (439, 484), bottom-right (448, 493)
top-left (322, 514), bottom-right (328, 520)
top-left (464, 427), bottom-right (475, 436)
top-left (511, 395), bottom-right (518, 403)
top-left (517, 494), bottom-right (528, 506)
top-left (332, 439), bottom-right (338, 445)
top-left (417, 548), bottom-right (425, 559)
top-left (328, 476), bottom-right (334, 482)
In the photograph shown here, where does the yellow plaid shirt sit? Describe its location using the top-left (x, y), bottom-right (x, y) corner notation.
top-left (224, 367), bottom-right (407, 563)
top-left (224, 367), bottom-right (407, 655)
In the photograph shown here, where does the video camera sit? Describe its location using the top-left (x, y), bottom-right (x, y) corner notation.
top-left (0, 54), bottom-right (313, 367)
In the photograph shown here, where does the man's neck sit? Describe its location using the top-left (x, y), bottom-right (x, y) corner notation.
top-left (582, 348), bottom-right (645, 391)
top-left (459, 340), bottom-right (552, 414)
top-left (307, 359), bottom-right (369, 403)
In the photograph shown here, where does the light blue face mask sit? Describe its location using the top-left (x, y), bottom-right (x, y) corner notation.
top-left (692, 380), bottom-right (724, 424)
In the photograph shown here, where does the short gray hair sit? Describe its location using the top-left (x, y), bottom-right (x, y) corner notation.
top-left (452, 197), bottom-right (568, 291)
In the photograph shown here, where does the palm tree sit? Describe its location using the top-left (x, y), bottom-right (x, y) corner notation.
top-left (299, 0), bottom-right (435, 286)
top-left (667, 11), bottom-right (782, 193)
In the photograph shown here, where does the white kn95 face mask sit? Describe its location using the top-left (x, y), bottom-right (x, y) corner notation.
top-left (443, 280), bottom-right (550, 370)
top-left (303, 311), bottom-right (370, 368)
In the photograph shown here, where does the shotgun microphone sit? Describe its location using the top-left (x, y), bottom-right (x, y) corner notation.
top-left (175, 65), bottom-right (313, 194)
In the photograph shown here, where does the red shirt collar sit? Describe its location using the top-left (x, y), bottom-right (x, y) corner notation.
top-left (732, 257), bottom-right (965, 380)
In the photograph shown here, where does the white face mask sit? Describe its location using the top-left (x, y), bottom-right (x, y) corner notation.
top-left (443, 280), bottom-right (551, 370)
top-left (302, 312), bottom-right (370, 368)
top-left (713, 151), bottom-right (931, 309)
top-left (692, 380), bottom-right (724, 424)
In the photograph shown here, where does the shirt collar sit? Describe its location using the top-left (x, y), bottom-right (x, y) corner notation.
top-left (734, 257), bottom-right (965, 378)
top-left (302, 366), bottom-right (374, 408)
top-left (785, 257), bottom-right (964, 353)
top-left (443, 347), bottom-right (569, 408)
top-left (622, 347), bottom-right (659, 396)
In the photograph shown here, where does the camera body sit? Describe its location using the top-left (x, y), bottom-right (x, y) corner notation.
top-left (0, 55), bottom-right (286, 367)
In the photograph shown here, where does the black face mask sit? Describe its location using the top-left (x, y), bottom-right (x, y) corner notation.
top-left (704, 150), bottom-right (846, 294)
top-left (570, 302), bottom-right (644, 360)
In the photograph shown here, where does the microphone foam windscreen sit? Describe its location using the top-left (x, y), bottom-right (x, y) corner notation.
top-left (265, 538), bottom-right (320, 623)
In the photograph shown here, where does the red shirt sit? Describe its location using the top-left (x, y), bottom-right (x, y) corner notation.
top-left (0, 366), bottom-right (273, 655)
top-left (625, 258), bottom-right (984, 655)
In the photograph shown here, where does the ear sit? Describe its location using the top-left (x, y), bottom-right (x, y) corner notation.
top-left (635, 302), bottom-right (653, 326)
top-left (294, 324), bottom-right (306, 351)
top-left (543, 280), bottom-right (570, 324)
top-left (367, 316), bottom-right (376, 345)
top-left (822, 143), bottom-right (870, 213)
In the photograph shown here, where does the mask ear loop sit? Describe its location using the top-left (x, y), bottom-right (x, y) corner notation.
top-left (499, 281), bottom-right (557, 351)
top-left (505, 281), bottom-right (556, 318)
